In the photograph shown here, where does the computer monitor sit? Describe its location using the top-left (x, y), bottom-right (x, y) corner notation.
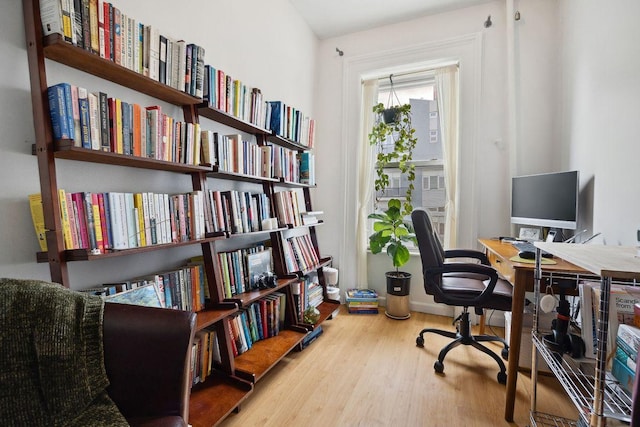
top-left (510, 170), bottom-right (579, 230)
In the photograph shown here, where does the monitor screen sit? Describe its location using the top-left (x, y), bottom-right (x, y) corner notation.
top-left (510, 170), bottom-right (579, 230)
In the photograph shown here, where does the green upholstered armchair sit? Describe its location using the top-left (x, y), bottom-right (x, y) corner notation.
top-left (0, 278), bottom-right (196, 427)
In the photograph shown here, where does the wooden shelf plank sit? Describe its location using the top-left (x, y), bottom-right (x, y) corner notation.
top-left (224, 277), bottom-right (298, 307)
top-left (196, 305), bottom-right (238, 330)
top-left (50, 141), bottom-right (212, 173)
top-left (207, 168), bottom-right (280, 184)
top-left (189, 372), bottom-right (252, 427)
top-left (234, 329), bottom-right (306, 383)
top-left (36, 234), bottom-right (226, 263)
top-left (42, 34), bottom-right (200, 106)
top-left (266, 134), bottom-right (311, 152)
top-left (197, 103), bottom-right (272, 135)
top-left (274, 179), bottom-right (317, 188)
top-left (289, 256), bottom-right (333, 277)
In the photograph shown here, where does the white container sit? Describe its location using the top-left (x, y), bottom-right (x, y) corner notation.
top-left (505, 311), bottom-right (552, 373)
top-left (326, 286), bottom-right (340, 301)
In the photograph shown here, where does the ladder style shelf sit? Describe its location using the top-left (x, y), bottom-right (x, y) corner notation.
top-left (23, 1), bottom-right (332, 425)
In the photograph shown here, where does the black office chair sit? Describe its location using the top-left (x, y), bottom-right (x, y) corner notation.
top-left (411, 208), bottom-right (513, 384)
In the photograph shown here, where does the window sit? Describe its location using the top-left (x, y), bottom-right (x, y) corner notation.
top-left (375, 75), bottom-right (446, 244)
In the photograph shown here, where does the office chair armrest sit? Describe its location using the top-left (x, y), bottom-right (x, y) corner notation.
top-left (425, 263), bottom-right (499, 307)
top-left (443, 249), bottom-right (490, 265)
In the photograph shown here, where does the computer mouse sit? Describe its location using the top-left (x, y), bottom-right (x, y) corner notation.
top-left (518, 250), bottom-right (536, 260)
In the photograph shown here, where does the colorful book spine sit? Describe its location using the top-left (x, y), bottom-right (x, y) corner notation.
top-left (77, 87), bottom-right (91, 149)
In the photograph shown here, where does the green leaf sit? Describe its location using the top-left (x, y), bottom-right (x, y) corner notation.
top-left (388, 199), bottom-right (401, 210)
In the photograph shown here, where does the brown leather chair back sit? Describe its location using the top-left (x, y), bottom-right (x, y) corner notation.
top-left (103, 303), bottom-right (196, 425)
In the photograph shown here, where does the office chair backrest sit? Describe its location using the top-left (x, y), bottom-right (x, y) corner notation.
top-left (411, 209), bottom-right (445, 290)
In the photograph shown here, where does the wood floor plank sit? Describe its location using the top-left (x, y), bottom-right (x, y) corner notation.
top-left (217, 306), bottom-right (578, 426)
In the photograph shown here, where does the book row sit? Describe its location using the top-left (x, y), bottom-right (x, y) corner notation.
top-left (228, 293), bottom-right (286, 357)
top-left (215, 133), bottom-right (307, 184)
top-left (41, 189), bottom-right (207, 254)
top-left (202, 67), bottom-right (316, 148)
top-left (205, 190), bottom-right (271, 236)
top-left (217, 244), bottom-right (271, 299)
top-left (292, 272), bottom-right (323, 323)
top-left (40, 2), bottom-right (318, 148)
top-left (47, 83), bottom-right (316, 184)
top-left (579, 281), bottom-right (640, 361)
top-left (40, 0), bottom-right (206, 97)
top-left (267, 101), bottom-right (316, 148)
top-left (274, 190), bottom-right (304, 228)
top-left (203, 66), bottom-right (268, 130)
top-left (282, 234), bottom-right (320, 274)
top-left (48, 82), bottom-right (202, 164)
top-left (612, 323), bottom-right (640, 394)
top-left (29, 187), bottom-right (314, 254)
top-left (191, 327), bottom-right (222, 386)
top-left (81, 262), bottom-right (208, 313)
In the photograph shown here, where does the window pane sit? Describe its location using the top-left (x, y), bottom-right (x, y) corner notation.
top-left (374, 80), bottom-right (446, 245)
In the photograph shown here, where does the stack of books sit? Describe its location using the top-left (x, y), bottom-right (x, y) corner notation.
top-left (612, 323), bottom-right (640, 394)
top-left (346, 288), bottom-right (379, 314)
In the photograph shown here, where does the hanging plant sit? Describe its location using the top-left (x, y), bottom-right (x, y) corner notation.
top-left (368, 102), bottom-right (418, 217)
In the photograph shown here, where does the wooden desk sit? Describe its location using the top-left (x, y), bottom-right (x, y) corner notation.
top-left (478, 238), bottom-right (588, 422)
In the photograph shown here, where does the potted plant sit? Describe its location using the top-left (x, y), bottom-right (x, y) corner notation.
top-left (368, 102), bottom-right (418, 217)
top-left (368, 198), bottom-right (417, 319)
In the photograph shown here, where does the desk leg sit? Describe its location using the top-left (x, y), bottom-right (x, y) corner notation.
top-left (505, 275), bottom-right (526, 422)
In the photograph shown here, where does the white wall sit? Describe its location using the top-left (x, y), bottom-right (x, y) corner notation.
top-left (559, 0), bottom-right (640, 247)
top-left (312, 1), bottom-right (560, 315)
top-left (3, 0), bottom-right (639, 305)
top-left (0, 0), bottom-right (318, 286)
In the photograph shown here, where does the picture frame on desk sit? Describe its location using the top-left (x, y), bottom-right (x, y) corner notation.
top-left (519, 227), bottom-right (540, 241)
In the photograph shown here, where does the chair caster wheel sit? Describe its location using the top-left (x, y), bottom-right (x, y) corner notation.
top-left (501, 348), bottom-right (509, 360)
top-left (434, 360), bottom-right (444, 373)
top-left (416, 336), bottom-right (424, 348)
top-left (497, 371), bottom-right (507, 384)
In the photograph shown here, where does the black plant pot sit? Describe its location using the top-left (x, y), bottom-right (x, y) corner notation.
top-left (382, 107), bottom-right (400, 124)
top-left (385, 271), bottom-right (411, 320)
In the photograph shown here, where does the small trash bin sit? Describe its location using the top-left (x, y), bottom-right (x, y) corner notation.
top-left (385, 272), bottom-right (411, 320)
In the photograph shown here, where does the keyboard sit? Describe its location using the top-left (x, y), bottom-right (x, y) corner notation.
top-left (511, 241), bottom-right (552, 257)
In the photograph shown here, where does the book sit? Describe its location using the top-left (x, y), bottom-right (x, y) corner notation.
top-left (346, 288), bottom-right (379, 301)
top-left (615, 346), bottom-right (636, 373)
top-left (47, 83), bottom-right (74, 140)
top-left (70, 85), bottom-right (82, 145)
top-left (39, 0), bottom-right (65, 37)
top-left (96, 91), bottom-right (110, 151)
top-left (87, 91), bottom-right (100, 150)
top-left (611, 357), bottom-right (635, 395)
top-left (587, 282), bottom-right (640, 363)
top-left (58, 189), bottom-right (74, 250)
top-left (617, 324), bottom-right (640, 362)
top-left (246, 248), bottom-right (273, 290)
top-left (28, 193), bottom-right (47, 252)
top-left (105, 282), bottom-right (163, 308)
top-left (579, 281), bottom-right (597, 359)
top-left (77, 86), bottom-right (91, 149)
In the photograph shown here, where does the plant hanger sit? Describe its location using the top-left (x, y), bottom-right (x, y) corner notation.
top-left (386, 74), bottom-right (402, 108)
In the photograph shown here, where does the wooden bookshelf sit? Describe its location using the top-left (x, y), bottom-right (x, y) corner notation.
top-left (24, 1), bottom-right (332, 425)
top-left (234, 329), bottom-right (307, 383)
top-left (189, 372), bottom-right (253, 427)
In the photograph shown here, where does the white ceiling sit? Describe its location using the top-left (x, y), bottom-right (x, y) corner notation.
top-left (290, 0), bottom-right (495, 39)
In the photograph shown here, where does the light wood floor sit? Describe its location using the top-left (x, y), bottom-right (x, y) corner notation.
top-left (217, 306), bottom-right (578, 427)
